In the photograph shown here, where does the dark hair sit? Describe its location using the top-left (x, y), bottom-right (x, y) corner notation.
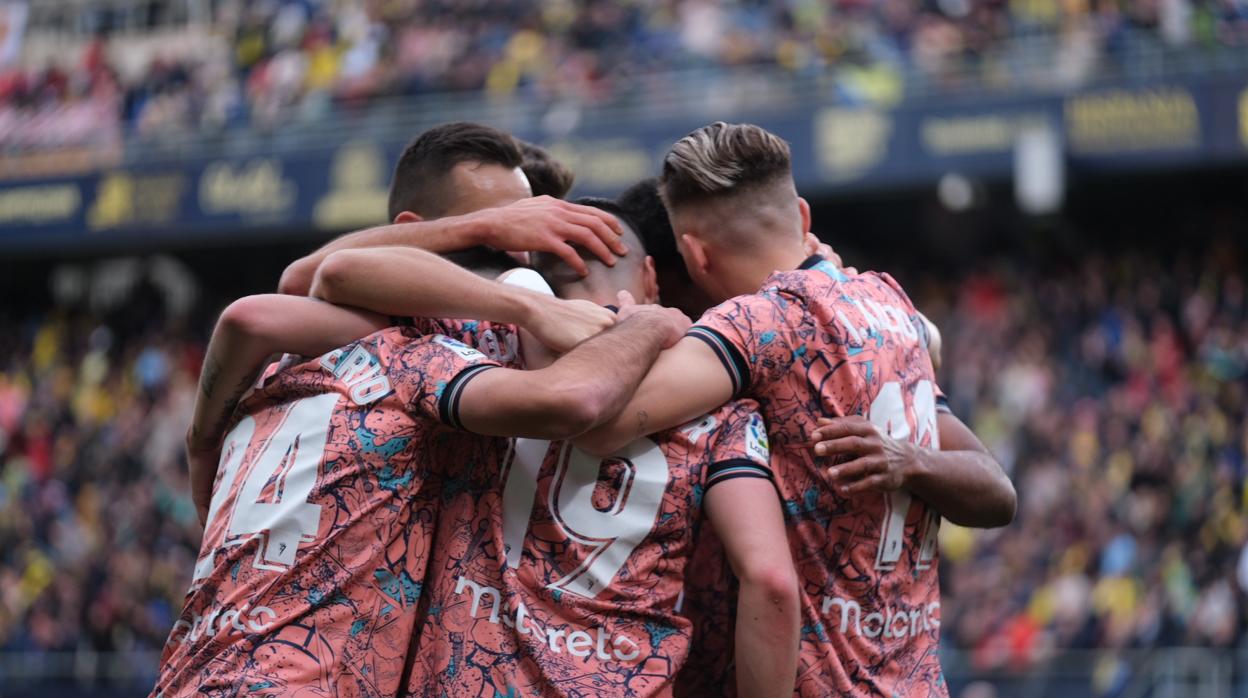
top-left (660, 122), bottom-right (792, 210)
top-left (571, 196), bottom-right (642, 240)
top-left (519, 141), bottom-right (575, 199)
top-left (389, 122), bottom-right (523, 220)
top-left (617, 179), bottom-right (679, 275)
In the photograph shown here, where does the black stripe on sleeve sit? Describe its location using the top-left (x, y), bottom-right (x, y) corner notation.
top-left (936, 395), bottom-right (953, 415)
top-left (704, 458), bottom-right (774, 492)
top-left (437, 364), bottom-right (500, 429)
top-left (686, 326), bottom-right (751, 399)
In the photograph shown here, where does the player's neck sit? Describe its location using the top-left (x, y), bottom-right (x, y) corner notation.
top-left (720, 245), bottom-right (809, 298)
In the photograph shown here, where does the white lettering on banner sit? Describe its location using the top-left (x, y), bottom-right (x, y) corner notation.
top-left (820, 596), bottom-right (940, 639)
top-left (452, 576), bottom-right (644, 661)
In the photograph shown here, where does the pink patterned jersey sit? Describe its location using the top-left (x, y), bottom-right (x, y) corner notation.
top-left (153, 328), bottom-right (502, 698)
top-left (688, 256), bottom-right (948, 697)
top-left (405, 398), bottom-right (773, 697)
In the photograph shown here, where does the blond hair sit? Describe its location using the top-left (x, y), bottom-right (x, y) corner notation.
top-left (660, 122), bottom-right (792, 209)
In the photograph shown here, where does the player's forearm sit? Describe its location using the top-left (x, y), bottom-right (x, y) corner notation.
top-left (188, 296), bottom-right (388, 448)
top-left (187, 312), bottom-right (277, 450)
top-left (279, 217), bottom-right (484, 295)
top-left (312, 246), bottom-right (541, 325)
top-left (734, 575), bottom-right (800, 698)
top-left (903, 448), bottom-right (1016, 528)
top-left (535, 312), bottom-right (676, 435)
top-left (573, 337), bottom-right (735, 456)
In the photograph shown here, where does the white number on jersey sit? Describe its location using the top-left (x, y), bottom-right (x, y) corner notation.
top-left (501, 437), bottom-right (670, 599)
top-left (868, 379), bottom-right (941, 571)
top-left (192, 393), bottom-right (338, 585)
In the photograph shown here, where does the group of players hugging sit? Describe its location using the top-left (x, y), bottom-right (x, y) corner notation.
top-left (152, 121), bottom-right (1017, 698)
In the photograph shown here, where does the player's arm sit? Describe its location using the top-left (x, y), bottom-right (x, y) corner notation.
top-left (311, 245), bottom-right (615, 353)
top-left (453, 306), bottom-right (692, 439)
top-left (186, 295), bottom-right (387, 523)
top-left (571, 335), bottom-right (736, 456)
top-left (811, 412), bottom-right (1017, 528)
top-left (278, 196), bottom-right (629, 294)
top-left (705, 479), bottom-right (800, 698)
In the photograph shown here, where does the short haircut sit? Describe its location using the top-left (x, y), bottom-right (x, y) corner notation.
top-left (389, 122), bottom-right (523, 220)
top-left (519, 141), bottom-right (575, 199)
top-left (617, 178), bottom-right (685, 280)
top-left (659, 122), bottom-right (792, 210)
top-left (532, 197), bottom-right (646, 291)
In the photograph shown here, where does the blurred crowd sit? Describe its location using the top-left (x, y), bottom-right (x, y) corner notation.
top-left (0, 279), bottom-right (203, 660)
top-left (6, 0), bottom-right (1248, 148)
top-left (934, 241), bottom-right (1248, 675)
top-left (0, 237), bottom-right (1245, 691)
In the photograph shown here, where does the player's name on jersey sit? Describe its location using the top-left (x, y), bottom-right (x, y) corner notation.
top-left (454, 575), bottom-right (644, 661)
top-left (834, 294), bottom-right (921, 346)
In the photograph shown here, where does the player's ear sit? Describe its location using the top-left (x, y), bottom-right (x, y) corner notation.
top-left (393, 211), bottom-right (423, 224)
top-left (642, 256), bottom-right (660, 305)
top-left (798, 197), bottom-right (812, 235)
top-left (681, 234), bottom-right (711, 275)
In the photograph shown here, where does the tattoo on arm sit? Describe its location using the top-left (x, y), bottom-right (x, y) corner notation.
top-left (200, 357), bottom-right (221, 398)
top-left (634, 409), bottom-right (649, 439)
top-left (209, 373), bottom-right (258, 441)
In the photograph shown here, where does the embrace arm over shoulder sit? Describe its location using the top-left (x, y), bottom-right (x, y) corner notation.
top-left (278, 197), bottom-right (629, 295)
top-left (906, 412), bottom-right (1017, 527)
top-left (572, 336), bottom-right (736, 456)
top-left (312, 246), bottom-right (614, 354)
top-left (705, 478), bottom-right (801, 698)
top-left (813, 412), bottom-right (1017, 528)
top-left (453, 308), bottom-right (690, 440)
top-left (279, 218), bottom-right (480, 295)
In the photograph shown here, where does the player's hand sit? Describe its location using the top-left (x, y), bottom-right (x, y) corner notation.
top-left (186, 430), bottom-right (221, 526)
top-left (523, 295), bottom-right (617, 353)
top-left (472, 196), bottom-right (630, 277)
top-left (804, 232), bottom-right (844, 269)
top-left (810, 415), bottom-right (916, 496)
top-left (616, 290), bottom-right (691, 348)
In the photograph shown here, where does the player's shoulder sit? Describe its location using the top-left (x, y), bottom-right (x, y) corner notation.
top-left (664, 399), bottom-right (768, 461)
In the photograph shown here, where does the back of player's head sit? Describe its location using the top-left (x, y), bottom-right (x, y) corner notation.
top-left (531, 197), bottom-right (651, 301)
top-left (519, 141), bottom-right (575, 199)
top-left (389, 122), bottom-right (524, 220)
top-left (659, 122), bottom-right (801, 247)
top-left (617, 178), bottom-right (715, 316)
top-left (618, 178), bottom-right (680, 277)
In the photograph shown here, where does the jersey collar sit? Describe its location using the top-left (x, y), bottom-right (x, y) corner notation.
top-left (797, 254), bottom-right (824, 270)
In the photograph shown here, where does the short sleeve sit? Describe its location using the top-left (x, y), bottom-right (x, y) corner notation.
top-left (386, 333), bottom-right (501, 428)
top-left (687, 292), bottom-right (810, 399)
top-left (675, 400), bottom-right (773, 496)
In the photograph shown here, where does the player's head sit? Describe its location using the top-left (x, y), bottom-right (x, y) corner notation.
top-left (617, 178), bottom-right (715, 318)
top-left (660, 122), bottom-right (811, 301)
top-left (388, 122), bottom-right (530, 222)
top-left (531, 197), bottom-right (656, 306)
top-left (519, 141), bottom-right (575, 199)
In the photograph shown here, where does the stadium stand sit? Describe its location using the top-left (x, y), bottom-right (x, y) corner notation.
top-left (7, 0), bottom-right (1248, 152)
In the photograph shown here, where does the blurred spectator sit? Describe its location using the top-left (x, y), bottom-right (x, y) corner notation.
top-left (6, 0), bottom-right (1248, 153)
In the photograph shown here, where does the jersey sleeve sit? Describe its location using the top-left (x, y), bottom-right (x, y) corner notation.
top-left (387, 333), bottom-right (502, 428)
top-left (679, 400), bottom-right (774, 496)
top-left (687, 292), bottom-right (814, 399)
